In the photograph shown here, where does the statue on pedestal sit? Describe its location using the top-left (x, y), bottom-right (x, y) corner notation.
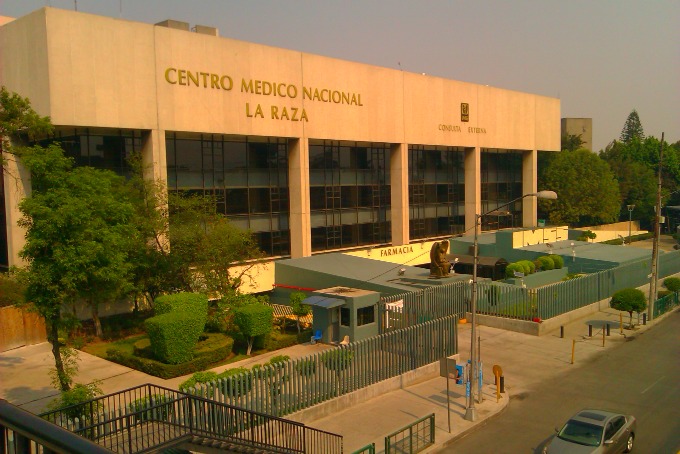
top-left (429, 240), bottom-right (451, 278)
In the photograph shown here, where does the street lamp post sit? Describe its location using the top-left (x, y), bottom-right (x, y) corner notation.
top-left (464, 190), bottom-right (557, 421)
top-left (627, 204), bottom-right (635, 245)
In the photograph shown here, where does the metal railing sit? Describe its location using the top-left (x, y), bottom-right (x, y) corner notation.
top-left (378, 252), bottom-right (680, 324)
top-left (351, 443), bottom-right (376, 454)
top-left (653, 291), bottom-right (680, 318)
top-left (39, 383), bottom-right (342, 454)
top-left (1, 398), bottom-right (114, 454)
top-left (190, 316), bottom-right (458, 417)
top-left (385, 413), bottom-right (435, 454)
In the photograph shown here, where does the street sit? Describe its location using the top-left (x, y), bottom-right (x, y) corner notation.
top-left (441, 311), bottom-right (680, 453)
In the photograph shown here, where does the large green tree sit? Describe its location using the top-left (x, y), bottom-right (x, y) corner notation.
top-left (540, 149), bottom-right (621, 226)
top-left (17, 144), bottom-right (136, 388)
top-left (619, 109), bottom-right (645, 144)
top-left (0, 86), bottom-right (52, 159)
top-left (561, 133), bottom-right (585, 152)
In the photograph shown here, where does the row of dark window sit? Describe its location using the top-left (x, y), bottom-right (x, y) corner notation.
top-left (19, 129), bottom-right (526, 260)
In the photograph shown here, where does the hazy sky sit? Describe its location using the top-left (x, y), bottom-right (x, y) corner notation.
top-left (1, 0), bottom-right (677, 151)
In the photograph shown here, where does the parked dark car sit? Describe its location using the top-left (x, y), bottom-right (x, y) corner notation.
top-left (542, 409), bottom-right (636, 453)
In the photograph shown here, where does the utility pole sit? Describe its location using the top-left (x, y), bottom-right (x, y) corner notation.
top-left (648, 132), bottom-right (665, 321)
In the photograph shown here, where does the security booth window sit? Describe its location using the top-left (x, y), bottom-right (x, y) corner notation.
top-left (357, 305), bottom-right (376, 326)
top-left (340, 307), bottom-right (350, 326)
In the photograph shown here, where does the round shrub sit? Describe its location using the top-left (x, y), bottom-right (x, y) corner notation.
top-left (519, 260), bottom-right (536, 274)
top-left (537, 256), bottom-right (555, 271)
top-left (663, 277), bottom-right (680, 292)
top-left (505, 263), bottom-right (523, 279)
top-left (549, 255), bottom-right (564, 269)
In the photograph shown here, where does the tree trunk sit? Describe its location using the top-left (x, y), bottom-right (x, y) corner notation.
top-left (48, 319), bottom-right (70, 391)
top-left (246, 337), bottom-right (254, 355)
top-left (92, 300), bottom-right (103, 338)
top-left (629, 311), bottom-right (634, 328)
top-left (296, 316), bottom-right (301, 333)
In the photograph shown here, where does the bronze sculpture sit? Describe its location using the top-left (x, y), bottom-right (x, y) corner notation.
top-left (429, 240), bottom-right (451, 278)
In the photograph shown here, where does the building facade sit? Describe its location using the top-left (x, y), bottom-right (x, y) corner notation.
top-left (1, 7), bottom-right (560, 278)
top-left (561, 117), bottom-right (593, 151)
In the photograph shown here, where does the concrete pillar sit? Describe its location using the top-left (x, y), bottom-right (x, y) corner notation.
top-left (141, 129), bottom-right (170, 252)
top-left (390, 143), bottom-right (409, 246)
top-left (1, 150), bottom-right (31, 268)
top-left (522, 149), bottom-right (538, 227)
top-left (142, 129), bottom-right (168, 183)
top-left (288, 138), bottom-right (311, 258)
top-left (464, 147), bottom-right (481, 235)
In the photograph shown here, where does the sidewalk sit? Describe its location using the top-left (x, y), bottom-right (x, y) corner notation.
top-left (302, 304), bottom-right (671, 453)
top-left (0, 304), bottom-right (676, 453)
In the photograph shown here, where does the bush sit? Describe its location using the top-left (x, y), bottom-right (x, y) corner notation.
top-left (0, 273), bottom-right (25, 308)
top-left (233, 304), bottom-right (274, 355)
top-left (128, 394), bottom-right (174, 422)
top-left (217, 367), bottom-right (253, 397)
top-left (179, 371), bottom-right (219, 391)
top-left (47, 382), bottom-right (102, 421)
top-left (106, 333), bottom-right (233, 379)
top-left (295, 358), bottom-right (317, 377)
top-left (610, 288), bottom-right (647, 327)
top-left (154, 292), bottom-right (209, 316)
top-left (145, 312), bottom-right (206, 364)
top-left (548, 255), bottom-right (564, 269)
top-left (537, 256), bottom-right (555, 271)
top-left (576, 230), bottom-right (597, 242)
top-left (321, 348), bottom-right (354, 372)
top-left (145, 293), bottom-right (209, 364)
top-left (522, 260), bottom-right (536, 274)
top-left (663, 277), bottom-right (680, 292)
top-left (505, 263), bottom-right (524, 279)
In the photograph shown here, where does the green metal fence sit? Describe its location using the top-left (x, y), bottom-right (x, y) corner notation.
top-left (351, 443), bottom-right (376, 454)
top-left (653, 291), bottom-right (680, 318)
top-left (189, 316), bottom-right (458, 417)
top-left (378, 251), bottom-right (680, 324)
top-left (381, 281), bottom-right (469, 330)
top-left (384, 413), bottom-right (435, 454)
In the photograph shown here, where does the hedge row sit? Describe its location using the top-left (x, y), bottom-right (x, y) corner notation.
top-left (106, 333), bottom-right (233, 379)
top-left (505, 254), bottom-right (564, 278)
top-left (154, 292), bottom-right (208, 315)
top-left (145, 292), bottom-right (208, 364)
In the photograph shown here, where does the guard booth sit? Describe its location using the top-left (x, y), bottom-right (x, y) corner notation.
top-left (304, 287), bottom-right (380, 344)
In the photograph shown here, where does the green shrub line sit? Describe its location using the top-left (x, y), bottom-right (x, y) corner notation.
top-left (106, 333), bottom-right (233, 379)
top-left (179, 355), bottom-right (291, 396)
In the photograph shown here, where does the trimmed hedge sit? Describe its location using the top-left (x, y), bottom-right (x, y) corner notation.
top-left (106, 333), bottom-right (233, 379)
top-left (505, 263), bottom-right (524, 279)
top-left (663, 277), bottom-right (680, 292)
top-left (145, 312), bottom-right (206, 364)
top-left (233, 304), bottom-right (274, 337)
top-left (548, 254), bottom-right (564, 269)
top-left (145, 293), bottom-right (209, 364)
top-left (537, 256), bottom-right (555, 271)
top-left (154, 292), bottom-right (209, 315)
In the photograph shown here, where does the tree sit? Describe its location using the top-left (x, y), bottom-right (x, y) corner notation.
top-left (540, 149), bottom-right (621, 226)
top-left (610, 288), bottom-right (647, 328)
top-left (619, 110), bottom-right (645, 144)
top-left (0, 86), bottom-right (52, 161)
top-left (561, 133), bottom-right (585, 152)
top-left (290, 291), bottom-right (310, 333)
top-left (233, 303), bottom-right (273, 355)
top-left (17, 144), bottom-right (136, 388)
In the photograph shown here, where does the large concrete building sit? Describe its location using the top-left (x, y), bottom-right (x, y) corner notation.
top-left (0, 7), bottom-right (560, 286)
